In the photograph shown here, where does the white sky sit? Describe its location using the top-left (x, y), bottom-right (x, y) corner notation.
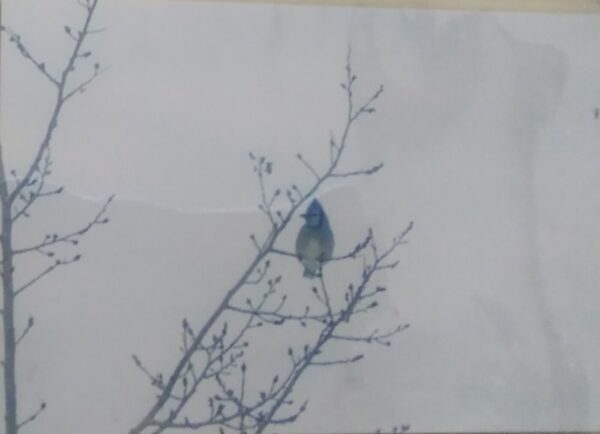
top-left (1, 1), bottom-right (600, 433)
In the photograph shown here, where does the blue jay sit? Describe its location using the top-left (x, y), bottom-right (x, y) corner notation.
top-left (295, 199), bottom-right (335, 279)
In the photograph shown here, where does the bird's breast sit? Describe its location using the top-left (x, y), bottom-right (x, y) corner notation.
top-left (303, 238), bottom-right (324, 260)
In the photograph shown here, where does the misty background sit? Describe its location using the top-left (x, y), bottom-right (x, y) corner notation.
top-left (1, 0), bottom-right (600, 432)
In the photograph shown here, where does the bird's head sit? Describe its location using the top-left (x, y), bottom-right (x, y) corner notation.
top-left (301, 199), bottom-right (328, 229)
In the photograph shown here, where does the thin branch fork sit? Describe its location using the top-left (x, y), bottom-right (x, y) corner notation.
top-left (310, 353), bottom-right (364, 367)
top-left (5, 0), bottom-right (101, 207)
top-left (149, 373), bottom-right (299, 434)
top-left (11, 149), bottom-right (62, 223)
top-left (16, 402), bottom-right (46, 430)
top-left (15, 253), bottom-right (84, 297)
top-left (144, 271), bottom-right (311, 432)
top-left (330, 162), bottom-right (384, 178)
top-left (1, 3), bottom-right (108, 434)
top-left (14, 264), bottom-right (59, 297)
top-left (332, 324), bottom-right (410, 346)
top-left (138, 291), bottom-right (274, 433)
top-left (228, 280), bottom-right (347, 326)
top-left (130, 54), bottom-right (394, 434)
top-left (0, 26), bottom-right (60, 86)
top-left (317, 275), bottom-right (335, 323)
top-left (296, 154), bottom-right (320, 179)
top-left (245, 260), bottom-right (271, 285)
top-left (160, 218), bottom-right (411, 433)
top-left (253, 156), bottom-right (278, 230)
top-left (253, 223), bottom-right (413, 433)
top-left (13, 195), bottom-right (113, 255)
top-left (227, 302), bottom-right (339, 326)
top-left (206, 358), bottom-right (307, 432)
top-left (63, 64), bottom-right (105, 101)
top-left (271, 229), bottom-right (372, 262)
top-left (250, 57), bottom-right (384, 256)
top-left (15, 317), bottom-right (34, 347)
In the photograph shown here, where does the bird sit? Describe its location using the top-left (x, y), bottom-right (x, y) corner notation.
top-left (295, 199), bottom-right (335, 279)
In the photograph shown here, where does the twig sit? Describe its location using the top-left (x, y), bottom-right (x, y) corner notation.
top-left (6, 0), bottom-right (102, 207)
top-left (296, 154), bottom-right (320, 179)
top-left (15, 263), bottom-right (60, 297)
top-left (130, 49), bottom-right (411, 434)
top-left (13, 195), bottom-right (113, 255)
top-left (15, 317), bottom-right (34, 346)
top-left (16, 402), bottom-right (46, 430)
top-left (331, 162), bottom-right (384, 178)
top-left (0, 26), bottom-right (60, 86)
top-left (310, 354), bottom-right (363, 366)
top-left (332, 324), bottom-right (410, 346)
top-left (270, 229), bottom-right (372, 262)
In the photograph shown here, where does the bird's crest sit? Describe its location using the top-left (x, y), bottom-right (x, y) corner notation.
top-left (306, 199), bottom-right (324, 217)
top-left (302, 199), bottom-right (329, 229)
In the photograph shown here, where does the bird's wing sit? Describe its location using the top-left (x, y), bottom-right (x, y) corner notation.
top-left (296, 227), bottom-right (325, 261)
top-left (322, 228), bottom-right (335, 261)
top-left (295, 226), bottom-right (310, 258)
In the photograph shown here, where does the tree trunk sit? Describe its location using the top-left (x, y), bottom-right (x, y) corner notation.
top-left (1, 219), bottom-right (17, 434)
top-left (1, 144), bottom-right (18, 434)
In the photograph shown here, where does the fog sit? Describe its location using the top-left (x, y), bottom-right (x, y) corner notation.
top-left (1, 1), bottom-right (600, 432)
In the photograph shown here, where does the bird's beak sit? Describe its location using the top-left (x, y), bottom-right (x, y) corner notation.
top-left (301, 212), bottom-right (320, 220)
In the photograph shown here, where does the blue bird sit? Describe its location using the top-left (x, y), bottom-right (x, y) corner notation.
top-left (295, 199), bottom-right (335, 279)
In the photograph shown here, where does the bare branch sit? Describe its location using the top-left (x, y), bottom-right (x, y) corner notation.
top-left (332, 324), bottom-right (410, 346)
top-left (15, 317), bottom-right (34, 347)
top-left (310, 353), bottom-right (364, 367)
top-left (244, 261), bottom-right (272, 285)
top-left (7, 0), bottom-right (102, 206)
top-left (14, 254), bottom-right (83, 297)
top-left (1, 3), bottom-right (110, 434)
top-left (63, 65), bottom-right (105, 101)
top-left (13, 195), bottom-right (113, 255)
top-left (130, 51), bottom-right (412, 434)
top-left (331, 162), bottom-right (384, 178)
top-left (11, 149), bottom-right (64, 224)
top-left (351, 85), bottom-right (384, 122)
top-left (0, 26), bottom-right (60, 86)
top-left (271, 229), bottom-right (372, 262)
top-left (132, 355), bottom-right (167, 393)
top-left (17, 402), bottom-right (46, 430)
top-left (252, 155), bottom-right (278, 230)
top-left (87, 27), bottom-right (107, 34)
top-left (317, 276), bottom-right (334, 323)
top-left (296, 153), bottom-right (320, 179)
top-left (253, 223), bottom-right (413, 433)
top-left (249, 234), bottom-right (261, 252)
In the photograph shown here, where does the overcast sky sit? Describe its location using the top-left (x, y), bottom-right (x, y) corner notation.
top-left (2, 1), bottom-right (600, 433)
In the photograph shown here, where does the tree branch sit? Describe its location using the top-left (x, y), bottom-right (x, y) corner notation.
top-left (310, 353), bottom-right (364, 367)
top-left (1, 5), bottom-right (109, 432)
top-left (0, 26), bottom-right (60, 86)
top-left (270, 229), bottom-right (372, 262)
top-left (331, 162), bottom-right (384, 178)
top-left (130, 49), bottom-right (412, 434)
top-left (11, 148), bottom-right (63, 223)
top-left (15, 317), bottom-right (34, 347)
top-left (296, 153), bottom-right (320, 179)
top-left (5, 0), bottom-right (101, 207)
top-left (13, 195), bottom-right (113, 255)
top-left (16, 402), bottom-right (46, 430)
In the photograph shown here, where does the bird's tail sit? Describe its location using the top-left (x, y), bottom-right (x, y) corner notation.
top-left (303, 267), bottom-right (319, 279)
